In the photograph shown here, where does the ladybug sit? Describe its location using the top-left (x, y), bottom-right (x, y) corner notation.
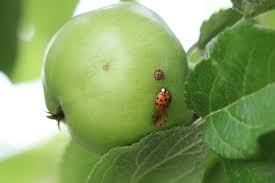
top-left (155, 87), bottom-right (172, 111)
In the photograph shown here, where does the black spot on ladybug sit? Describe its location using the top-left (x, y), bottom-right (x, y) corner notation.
top-left (160, 99), bottom-right (163, 102)
top-left (163, 94), bottom-right (166, 97)
top-left (156, 103), bottom-right (159, 105)
top-left (162, 104), bottom-right (165, 107)
top-left (157, 97), bottom-right (159, 99)
top-left (165, 98), bottom-right (167, 101)
top-left (154, 69), bottom-right (165, 80)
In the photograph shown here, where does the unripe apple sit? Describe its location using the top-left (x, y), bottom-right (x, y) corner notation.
top-left (43, 2), bottom-right (192, 153)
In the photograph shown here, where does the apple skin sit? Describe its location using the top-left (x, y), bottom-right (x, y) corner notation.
top-left (43, 2), bottom-right (192, 153)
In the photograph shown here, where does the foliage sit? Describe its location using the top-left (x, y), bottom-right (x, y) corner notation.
top-left (185, 20), bottom-right (275, 159)
top-left (187, 8), bottom-right (242, 66)
top-left (231, 0), bottom-right (275, 17)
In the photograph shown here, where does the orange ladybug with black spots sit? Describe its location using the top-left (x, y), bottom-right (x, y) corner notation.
top-left (155, 87), bottom-right (172, 111)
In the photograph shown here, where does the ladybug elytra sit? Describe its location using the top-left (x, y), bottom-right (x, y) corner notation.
top-left (155, 87), bottom-right (171, 111)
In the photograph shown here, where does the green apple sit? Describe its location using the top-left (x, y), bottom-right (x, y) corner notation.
top-left (43, 2), bottom-right (192, 153)
top-left (59, 140), bottom-right (100, 183)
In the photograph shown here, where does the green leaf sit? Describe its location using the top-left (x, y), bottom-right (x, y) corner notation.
top-left (225, 160), bottom-right (275, 183)
top-left (59, 140), bottom-right (101, 183)
top-left (187, 9), bottom-right (242, 68)
top-left (255, 9), bottom-right (275, 29)
top-left (184, 21), bottom-right (275, 159)
top-left (187, 46), bottom-right (204, 69)
top-left (0, 134), bottom-right (69, 183)
top-left (231, 0), bottom-right (275, 18)
top-left (88, 125), bottom-right (208, 183)
top-left (203, 155), bottom-right (230, 183)
top-left (197, 8), bottom-right (242, 49)
top-left (9, 0), bottom-right (78, 82)
top-left (224, 131), bottom-right (275, 182)
top-left (0, 0), bottom-right (21, 77)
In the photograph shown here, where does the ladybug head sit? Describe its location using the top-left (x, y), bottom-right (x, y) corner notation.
top-left (161, 87), bottom-right (170, 94)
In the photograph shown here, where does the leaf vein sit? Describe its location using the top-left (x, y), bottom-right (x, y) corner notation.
top-left (134, 138), bottom-right (202, 182)
top-left (242, 46), bottom-right (256, 95)
top-left (165, 131), bottom-right (194, 157)
top-left (208, 73), bottom-right (220, 113)
top-left (99, 150), bottom-right (126, 183)
top-left (225, 108), bottom-right (262, 129)
top-left (208, 117), bottom-right (243, 156)
top-left (168, 167), bottom-right (196, 183)
top-left (267, 47), bottom-right (275, 82)
top-left (130, 135), bottom-right (170, 183)
top-left (206, 81), bottom-right (275, 118)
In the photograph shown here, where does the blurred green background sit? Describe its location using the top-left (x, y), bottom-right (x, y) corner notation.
top-left (0, 0), bottom-right (78, 82)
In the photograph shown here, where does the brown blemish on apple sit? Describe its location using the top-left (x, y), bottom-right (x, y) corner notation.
top-left (103, 64), bottom-right (110, 72)
top-left (152, 111), bottom-right (168, 127)
top-left (154, 69), bottom-right (164, 80)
